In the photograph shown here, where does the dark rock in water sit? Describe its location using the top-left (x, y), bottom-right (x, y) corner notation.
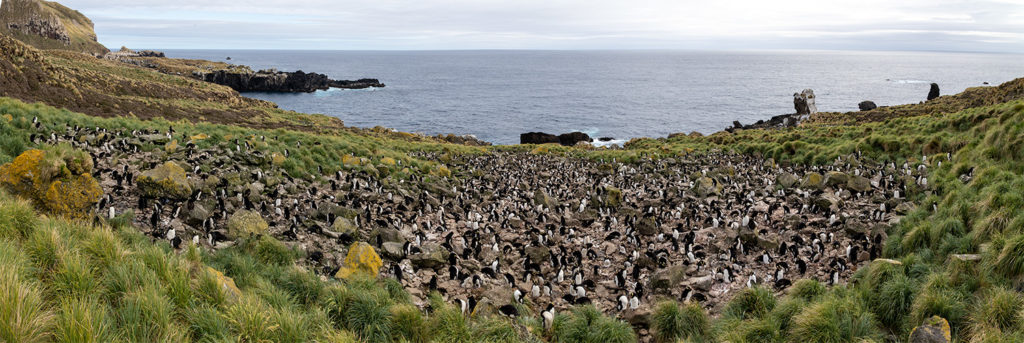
top-left (927, 83), bottom-right (940, 101)
top-left (557, 132), bottom-right (592, 146)
top-left (598, 137), bottom-right (614, 142)
top-left (195, 70), bottom-right (384, 93)
top-left (733, 121), bottom-right (743, 129)
top-left (859, 101), bottom-right (877, 111)
top-left (520, 132), bottom-right (559, 145)
top-left (794, 89), bottom-right (817, 115)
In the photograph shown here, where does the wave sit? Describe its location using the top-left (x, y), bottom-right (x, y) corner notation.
top-left (887, 79), bottom-right (930, 84)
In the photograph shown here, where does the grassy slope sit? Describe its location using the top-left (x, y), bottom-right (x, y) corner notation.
top-left (0, 0), bottom-right (108, 55)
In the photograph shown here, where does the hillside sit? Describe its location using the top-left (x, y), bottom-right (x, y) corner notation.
top-left (0, 0), bottom-right (108, 55)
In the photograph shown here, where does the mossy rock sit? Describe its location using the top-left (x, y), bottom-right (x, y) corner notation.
top-left (602, 186), bottom-right (623, 207)
top-left (270, 152), bottom-right (286, 166)
top-left (205, 266), bottom-right (242, 301)
top-left (777, 173), bottom-right (799, 188)
top-left (847, 175), bottom-right (872, 192)
top-left (335, 242), bottom-right (382, 279)
top-left (165, 139), bottom-right (178, 153)
top-left (331, 217), bottom-right (358, 238)
top-left (226, 209), bottom-right (268, 239)
top-left (534, 190), bottom-right (559, 208)
top-left (824, 171), bottom-right (849, 187)
top-left (0, 147), bottom-right (102, 218)
top-left (909, 316), bottom-right (951, 343)
top-left (693, 177), bottom-right (722, 197)
top-left (136, 161), bottom-right (192, 200)
top-left (800, 172), bottom-right (825, 190)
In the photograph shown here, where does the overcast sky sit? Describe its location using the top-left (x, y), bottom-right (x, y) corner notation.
top-left (55, 0), bottom-right (1024, 52)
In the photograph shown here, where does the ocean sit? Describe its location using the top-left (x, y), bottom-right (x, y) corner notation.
top-left (162, 49), bottom-right (1024, 145)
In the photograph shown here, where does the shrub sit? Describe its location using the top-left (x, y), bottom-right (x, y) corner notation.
top-left (51, 252), bottom-right (99, 298)
top-left (184, 304), bottom-right (230, 342)
top-left (995, 233), bottom-right (1024, 278)
top-left (724, 286), bottom-right (777, 320)
top-left (909, 287), bottom-right (967, 336)
top-left (787, 279), bottom-right (827, 302)
top-left (791, 295), bottom-right (881, 343)
top-left (769, 297), bottom-right (806, 333)
top-left (225, 295), bottom-right (279, 342)
top-left (391, 303), bottom-right (429, 343)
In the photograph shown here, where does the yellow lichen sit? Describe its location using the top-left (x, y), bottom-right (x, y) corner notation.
top-left (165, 139), bottom-right (178, 153)
top-left (190, 133), bottom-right (209, 142)
top-left (270, 152), bottom-right (286, 166)
top-left (381, 157), bottom-right (397, 166)
top-left (226, 210), bottom-right (268, 239)
top-left (335, 242), bottom-right (382, 279)
top-left (342, 154), bottom-right (361, 166)
top-left (0, 147), bottom-right (102, 218)
top-left (136, 161), bottom-right (191, 200)
top-left (205, 266), bottom-right (241, 301)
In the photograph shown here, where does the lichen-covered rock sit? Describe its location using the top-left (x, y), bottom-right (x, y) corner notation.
top-left (331, 217), bottom-right (358, 238)
top-left (909, 316), bottom-right (951, 343)
top-left (0, 147), bottom-right (102, 218)
top-left (824, 171), bottom-right (849, 187)
top-left (270, 152), bottom-right (286, 166)
top-left (226, 210), bottom-right (268, 239)
top-left (205, 266), bottom-right (242, 301)
top-left (534, 190), bottom-right (558, 208)
top-left (136, 161), bottom-right (192, 200)
top-left (410, 243), bottom-right (450, 270)
top-left (693, 177), bottom-right (721, 197)
top-left (600, 186), bottom-right (622, 207)
top-left (335, 242), bottom-right (382, 279)
top-left (847, 175), bottom-right (872, 192)
top-left (777, 173), bottom-right (799, 188)
top-left (801, 172), bottom-right (825, 190)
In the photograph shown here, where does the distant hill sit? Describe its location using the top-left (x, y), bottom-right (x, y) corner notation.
top-left (0, 0), bottom-right (108, 55)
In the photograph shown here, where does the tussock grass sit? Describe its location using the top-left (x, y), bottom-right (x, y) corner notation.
top-left (651, 301), bottom-right (710, 343)
top-left (790, 295), bottom-right (881, 343)
top-left (551, 305), bottom-right (636, 343)
top-left (724, 286), bottom-right (777, 320)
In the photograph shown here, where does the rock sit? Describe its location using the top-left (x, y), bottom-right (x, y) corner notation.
top-left (650, 265), bottom-right (688, 293)
top-left (381, 242), bottom-right (405, 259)
top-left (800, 172), bottom-right (824, 190)
top-left (136, 161), bottom-right (192, 200)
top-left (558, 132), bottom-right (593, 146)
top-left (683, 274), bottom-right (715, 291)
top-left (693, 177), bottom-right (721, 197)
top-left (600, 186), bottom-right (623, 207)
top-left (637, 216), bottom-right (660, 236)
top-left (409, 243), bottom-right (449, 270)
top-left (139, 133), bottom-right (170, 144)
top-left (335, 242), bottom-right (383, 279)
top-left (0, 0), bottom-right (109, 55)
top-left (895, 202), bottom-right (916, 214)
top-left (524, 246), bottom-right (551, 262)
top-left (858, 101), bottom-right (877, 111)
top-left (927, 83), bottom-right (940, 101)
top-left (520, 132), bottom-right (559, 145)
top-left (331, 217), bottom-right (358, 238)
top-left (226, 210), bottom-right (268, 239)
top-left (777, 173), bottom-right (799, 188)
top-left (794, 89), bottom-right (817, 115)
top-left (847, 175), bottom-right (872, 192)
top-left (193, 68), bottom-right (383, 93)
top-left (909, 316), bottom-right (951, 343)
top-left (622, 308), bottom-right (652, 328)
top-left (733, 121), bottom-right (743, 129)
top-left (824, 171), bottom-right (849, 187)
top-left (187, 204), bottom-right (211, 226)
top-left (370, 227), bottom-right (404, 245)
top-left (0, 147), bottom-right (102, 218)
top-left (534, 190), bottom-right (558, 209)
top-left (950, 254), bottom-right (980, 262)
top-left (205, 266), bottom-right (242, 301)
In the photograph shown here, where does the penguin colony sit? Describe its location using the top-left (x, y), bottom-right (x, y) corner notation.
top-left (37, 123), bottom-right (929, 322)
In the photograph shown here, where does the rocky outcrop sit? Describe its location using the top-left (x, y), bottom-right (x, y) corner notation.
top-left (136, 161), bottom-right (192, 200)
top-left (928, 83), bottom-right (940, 101)
top-left (0, 147), bottom-right (102, 218)
top-left (794, 89), bottom-right (817, 116)
top-left (194, 69), bottom-right (384, 93)
top-left (859, 101), bottom-right (877, 111)
top-left (0, 0), bottom-right (108, 55)
top-left (521, 131), bottom-right (592, 146)
top-left (336, 242), bottom-right (383, 279)
top-left (558, 132), bottom-right (593, 146)
top-left (521, 132), bottom-right (559, 144)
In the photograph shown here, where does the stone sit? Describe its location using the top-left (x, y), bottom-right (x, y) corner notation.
top-left (637, 216), bottom-right (660, 236)
top-left (794, 89), bottom-right (817, 115)
top-left (136, 161), bottom-right (192, 200)
top-left (800, 172), bottom-right (825, 190)
top-left (859, 101), bottom-right (877, 111)
top-left (0, 147), bottom-right (102, 218)
top-left (777, 173), bottom-right (799, 188)
top-left (650, 265), bottom-right (688, 293)
top-left (683, 275), bottom-right (715, 291)
top-left (410, 243), bottom-right (449, 270)
top-left (520, 132), bottom-right (559, 145)
top-left (226, 210), bottom-right (268, 239)
top-left (847, 175), bottom-right (872, 192)
top-left (331, 217), bottom-right (358, 238)
top-left (909, 316), bottom-right (951, 343)
top-left (335, 242), bottom-right (383, 279)
top-left (824, 171), bottom-right (849, 187)
top-left (927, 83), bottom-right (940, 101)
top-left (558, 132), bottom-right (593, 146)
top-left (205, 266), bottom-right (242, 301)
top-left (381, 242), bottom-right (405, 259)
top-left (370, 227), bottom-right (404, 244)
top-left (533, 190), bottom-right (558, 208)
top-left (601, 186), bottom-right (623, 207)
top-left (524, 246), bottom-right (551, 262)
top-left (187, 204), bottom-right (211, 226)
top-left (693, 177), bottom-right (721, 197)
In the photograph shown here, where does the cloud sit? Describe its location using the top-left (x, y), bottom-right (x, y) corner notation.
top-left (59, 0), bottom-right (1024, 52)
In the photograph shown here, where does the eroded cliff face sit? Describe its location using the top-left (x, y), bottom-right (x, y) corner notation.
top-left (0, 0), bottom-right (108, 55)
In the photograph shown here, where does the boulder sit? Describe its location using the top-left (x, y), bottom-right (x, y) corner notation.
top-left (927, 83), bottom-right (940, 101)
top-left (187, 204), bottom-right (211, 226)
top-left (205, 266), bottom-right (242, 301)
top-left (776, 173), bottom-right (799, 188)
top-left (410, 243), bottom-right (449, 270)
top-left (381, 242), bottom-right (405, 259)
top-left (558, 132), bottom-right (593, 146)
top-left (794, 89), bottom-right (817, 115)
top-left (533, 190), bottom-right (558, 208)
top-left (331, 217), bottom-right (358, 238)
top-left (858, 101), bottom-right (877, 111)
top-left (226, 210), bottom-right (268, 239)
top-left (599, 186), bottom-right (623, 207)
top-left (693, 177), bottom-right (721, 197)
top-left (650, 265), bottom-right (688, 293)
top-left (637, 216), bottom-right (660, 236)
top-left (370, 227), bottom-right (404, 245)
top-left (847, 175), bottom-right (872, 192)
top-left (909, 316), bottom-right (951, 343)
top-left (335, 242), bottom-right (383, 279)
top-left (136, 161), bottom-right (192, 200)
top-left (524, 246), bottom-right (551, 262)
top-left (800, 172), bottom-right (825, 190)
top-left (520, 132), bottom-right (559, 145)
top-left (824, 171), bottom-right (849, 187)
top-left (0, 147), bottom-right (102, 218)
